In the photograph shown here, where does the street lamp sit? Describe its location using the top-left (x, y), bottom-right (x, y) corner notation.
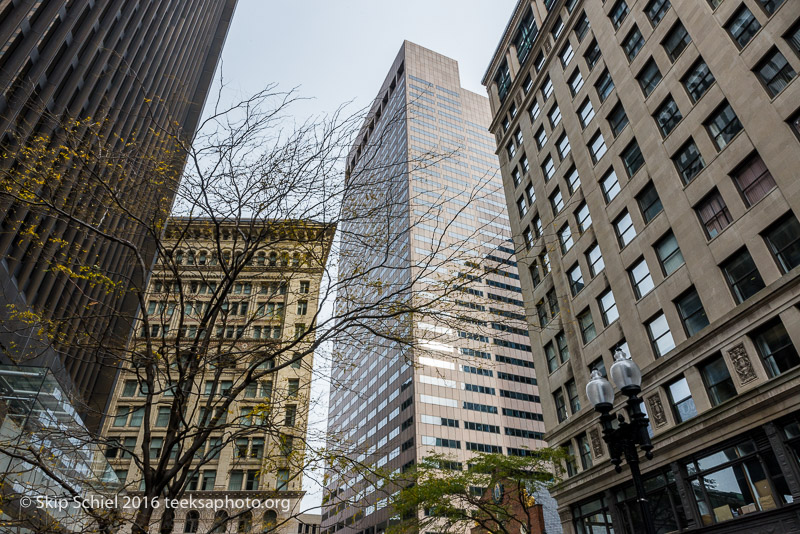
top-left (586, 349), bottom-right (656, 534)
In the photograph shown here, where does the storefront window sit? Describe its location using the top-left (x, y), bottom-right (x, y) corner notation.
top-left (684, 435), bottom-right (792, 526)
top-left (615, 468), bottom-right (687, 533)
top-left (573, 496), bottom-right (614, 534)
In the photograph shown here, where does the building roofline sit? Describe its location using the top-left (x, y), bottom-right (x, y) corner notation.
top-left (481, 0), bottom-right (526, 86)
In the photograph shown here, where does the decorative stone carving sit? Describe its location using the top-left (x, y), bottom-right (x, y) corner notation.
top-left (647, 393), bottom-right (667, 427)
top-left (727, 343), bottom-right (758, 384)
top-left (589, 428), bottom-right (603, 458)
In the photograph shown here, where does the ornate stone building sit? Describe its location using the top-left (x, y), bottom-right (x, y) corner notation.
top-left (483, 0), bottom-right (800, 532)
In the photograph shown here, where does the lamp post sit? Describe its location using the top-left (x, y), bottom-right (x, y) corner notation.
top-left (586, 349), bottom-right (656, 534)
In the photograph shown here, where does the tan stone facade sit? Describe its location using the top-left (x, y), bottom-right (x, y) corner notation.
top-left (102, 218), bottom-right (333, 533)
top-left (484, 1), bottom-right (800, 532)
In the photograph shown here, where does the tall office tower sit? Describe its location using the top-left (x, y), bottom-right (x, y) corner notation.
top-left (102, 218), bottom-right (333, 533)
top-left (0, 0), bottom-right (236, 418)
top-left (322, 41), bottom-right (554, 534)
top-left (483, 1), bottom-right (800, 533)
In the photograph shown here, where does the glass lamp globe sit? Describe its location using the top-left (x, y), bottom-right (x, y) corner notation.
top-left (609, 348), bottom-right (642, 394)
top-left (586, 369), bottom-right (614, 409)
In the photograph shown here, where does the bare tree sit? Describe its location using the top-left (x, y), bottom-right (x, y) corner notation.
top-left (0, 79), bottom-right (527, 534)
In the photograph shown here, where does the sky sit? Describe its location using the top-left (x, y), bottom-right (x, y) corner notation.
top-left (206, 0), bottom-right (518, 120)
top-left (201, 0), bottom-right (518, 511)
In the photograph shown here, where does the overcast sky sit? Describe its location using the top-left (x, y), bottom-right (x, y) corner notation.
top-left (203, 0), bottom-right (518, 511)
top-left (205, 0), bottom-right (517, 120)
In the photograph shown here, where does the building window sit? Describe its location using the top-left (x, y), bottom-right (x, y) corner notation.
top-left (559, 224), bottom-right (574, 253)
top-left (524, 227), bottom-right (534, 249)
top-left (589, 131), bottom-right (607, 163)
top-left (727, 6), bottom-right (761, 49)
top-left (566, 379), bottom-right (581, 414)
top-left (685, 435), bottom-right (793, 525)
top-left (683, 60), bottom-right (716, 102)
top-left (673, 139), bottom-right (705, 184)
top-left (699, 354), bottom-right (737, 407)
top-left (758, 0), bottom-right (786, 14)
top-left (547, 288), bottom-right (560, 317)
top-left (614, 211), bottom-right (636, 248)
top-left (763, 214), bottom-right (800, 273)
top-left (568, 263), bottom-right (585, 296)
top-left (609, 0), bottom-right (629, 30)
top-left (557, 331), bottom-right (570, 364)
top-left (647, 312), bottom-right (676, 357)
top-left (578, 98), bottom-right (595, 128)
top-left (543, 156), bottom-right (556, 181)
top-left (721, 248), bottom-right (766, 303)
top-left (557, 133), bottom-right (571, 159)
top-left (530, 262), bottom-right (541, 288)
top-left (585, 39), bottom-right (602, 70)
top-left (595, 170), bottom-right (618, 205)
top-left (663, 21), bottom-right (691, 61)
top-left (575, 12), bottom-right (591, 41)
top-left (576, 433), bottom-right (592, 469)
top-left (591, 357), bottom-right (607, 378)
top-left (608, 103), bottom-right (629, 137)
top-left (637, 181), bottom-right (663, 223)
top-left (576, 202), bottom-right (592, 232)
top-left (514, 8), bottom-right (538, 64)
top-left (507, 141), bottom-right (516, 160)
top-left (645, 0), bottom-right (671, 26)
top-left (565, 442), bottom-right (578, 477)
top-left (578, 308), bottom-right (597, 344)
top-left (530, 100), bottom-right (541, 121)
top-left (525, 182), bottom-right (536, 204)
top-left (495, 60), bottom-right (511, 102)
top-left (538, 300), bottom-right (549, 327)
top-left (754, 48), bottom-right (796, 97)
top-left (568, 69), bottom-right (584, 95)
top-left (587, 243), bottom-right (605, 277)
top-left (696, 189), bottom-right (732, 239)
top-left (550, 189), bottom-right (564, 214)
top-left (638, 59), bottom-right (663, 97)
top-left (549, 104), bottom-right (562, 128)
top-left (560, 42), bottom-right (575, 67)
top-left (752, 319), bottom-right (800, 377)
top-left (534, 215), bottom-right (543, 237)
top-left (546, 341), bottom-right (558, 372)
top-left (517, 197), bottom-right (527, 218)
top-left (598, 288), bottom-right (619, 326)
top-left (542, 76), bottom-right (554, 100)
top-left (535, 126), bottom-right (547, 149)
top-left (572, 497), bottom-right (614, 534)
top-left (566, 166), bottom-right (580, 194)
top-left (733, 155), bottom-right (776, 206)
top-left (535, 50), bottom-right (545, 72)
top-left (675, 287), bottom-right (709, 336)
top-left (788, 21), bottom-right (800, 54)
top-left (552, 16), bottom-right (564, 38)
top-left (621, 140), bottom-right (644, 177)
top-left (667, 376), bottom-right (697, 423)
top-left (629, 257), bottom-right (655, 299)
top-left (595, 69), bottom-right (615, 102)
top-left (655, 231), bottom-right (684, 276)
top-left (654, 95), bottom-right (682, 138)
top-left (623, 25), bottom-right (644, 61)
top-left (554, 389), bottom-right (568, 422)
top-left (707, 102), bottom-right (744, 150)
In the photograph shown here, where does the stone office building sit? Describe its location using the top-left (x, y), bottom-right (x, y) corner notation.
top-left (483, 0), bottom-right (800, 532)
top-left (0, 0), bottom-right (236, 419)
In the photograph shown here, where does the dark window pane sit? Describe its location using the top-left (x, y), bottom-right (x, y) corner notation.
top-left (727, 6), bottom-right (761, 49)
top-left (638, 59), bottom-right (663, 96)
top-left (696, 189), bottom-right (732, 239)
top-left (637, 182), bottom-right (663, 223)
top-left (764, 214), bottom-right (800, 273)
top-left (673, 139), bottom-right (705, 183)
top-left (654, 95), bottom-right (683, 137)
top-left (683, 60), bottom-right (716, 102)
top-left (676, 287), bottom-right (709, 336)
top-left (700, 355), bottom-right (737, 406)
top-left (706, 102), bottom-right (743, 150)
top-left (722, 248), bottom-right (765, 303)
top-left (621, 140), bottom-right (644, 176)
top-left (755, 49), bottom-right (796, 97)
top-left (663, 22), bottom-right (692, 61)
top-left (656, 232), bottom-right (685, 275)
top-left (645, 0), bottom-right (671, 26)
top-left (733, 155), bottom-right (776, 206)
top-left (623, 26), bottom-right (645, 61)
top-left (753, 320), bottom-right (800, 377)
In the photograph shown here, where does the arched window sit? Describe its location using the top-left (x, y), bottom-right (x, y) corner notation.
top-left (268, 252), bottom-right (277, 267)
top-left (292, 253), bottom-right (300, 267)
top-left (223, 251), bottom-right (231, 264)
top-left (279, 252), bottom-right (289, 267)
top-left (198, 251), bottom-right (208, 265)
top-left (186, 252), bottom-right (196, 266)
top-left (237, 511), bottom-right (252, 533)
top-left (256, 253), bottom-right (266, 266)
top-left (210, 510), bottom-right (228, 533)
top-left (183, 511), bottom-right (199, 533)
top-left (175, 250), bottom-right (184, 265)
top-left (262, 511), bottom-right (277, 533)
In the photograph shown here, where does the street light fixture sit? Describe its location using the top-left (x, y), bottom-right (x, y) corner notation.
top-left (586, 349), bottom-right (656, 534)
